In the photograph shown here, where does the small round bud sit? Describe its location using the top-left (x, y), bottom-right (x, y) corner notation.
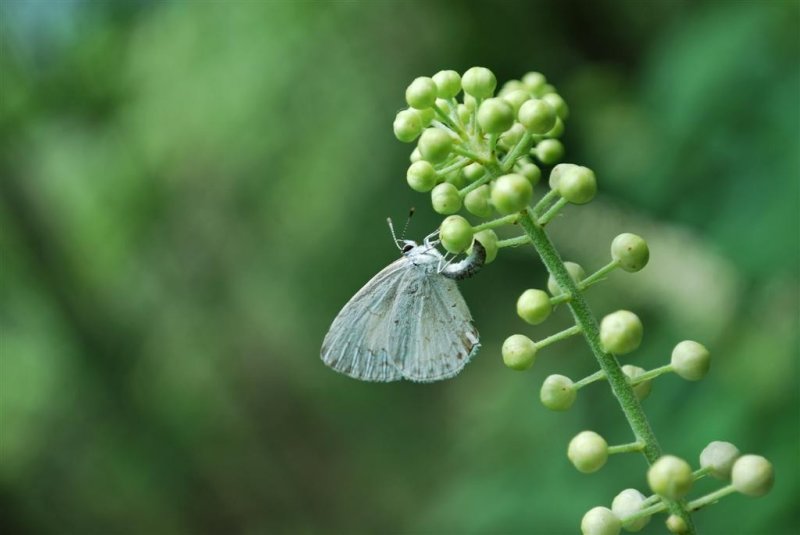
top-left (600, 310), bottom-right (643, 355)
top-left (665, 515), bottom-right (688, 534)
top-left (445, 169), bottom-right (469, 189)
top-left (490, 173), bottom-right (532, 214)
top-left (522, 71), bottom-right (547, 93)
top-left (406, 161), bottom-right (438, 192)
top-left (439, 215), bottom-right (474, 254)
top-left (611, 233), bottom-right (650, 272)
top-left (431, 183), bottom-right (461, 215)
top-left (611, 488), bottom-right (651, 532)
top-left (410, 147), bottom-right (422, 163)
top-left (477, 98), bottom-right (514, 134)
top-left (498, 122), bottom-right (528, 151)
top-left (502, 334), bottom-right (537, 370)
top-left (622, 365), bottom-right (652, 401)
top-left (581, 507), bottom-right (621, 535)
top-left (418, 128), bottom-right (453, 163)
top-left (463, 94), bottom-right (477, 111)
top-left (414, 106), bottom-right (435, 127)
top-left (699, 441), bottom-right (740, 480)
top-left (518, 99), bottom-right (557, 134)
top-left (557, 165), bottom-right (597, 204)
top-left (568, 431), bottom-right (608, 473)
top-left (461, 66), bottom-right (497, 98)
top-left (535, 139), bottom-right (565, 165)
top-left (463, 162), bottom-right (485, 182)
top-left (393, 109), bottom-right (423, 142)
top-left (432, 70), bottom-right (461, 99)
top-left (517, 161), bottom-right (541, 186)
top-left (540, 374), bottom-right (576, 411)
top-left (542, 92), bottom-right (569, 119)
top-left (671, 340), bottom-right (710, 381)
top-left (498, 79), bottom-right (524, 96)
top-left (456, 103), bottom-right (471, 124)
top-left (732, 455), bottom-right (774, 497)
top-left (516, 289), bottom-right (552, 325)
top-left (548, 163), bottom-right (579, 190)
top-left (470, 229), bottom-right (498, 264)
top-left (502, 89), bottom-right (531, 115)
top-left (464, 185), bottom-right (493, 218)
top-left (547, 261), bottom-right (585, 296)
top-left (647, 455), bottom-right (693, 500)
top-left (405, 76), bottom-right (438, 109)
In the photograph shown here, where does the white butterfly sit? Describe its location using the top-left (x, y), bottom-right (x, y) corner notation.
top-left (321, 227), bottom-right (485, 382)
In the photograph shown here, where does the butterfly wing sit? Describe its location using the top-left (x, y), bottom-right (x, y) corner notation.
top-left (321, 258), bottom-right (408, 382)
top-left (389, 272), bottom-right (480, 382)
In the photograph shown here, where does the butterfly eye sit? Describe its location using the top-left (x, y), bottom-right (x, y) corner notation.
top-left (402, 244), bottom-right (414, 253)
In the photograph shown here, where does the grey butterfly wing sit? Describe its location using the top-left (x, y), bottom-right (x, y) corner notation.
top-left (389, 271), bottom-right (480, 382)
top-left (321, 258), bottom-right (407, 382)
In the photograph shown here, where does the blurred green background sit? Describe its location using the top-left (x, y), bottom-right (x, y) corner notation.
top-left (1, 1), bottom-right (798, 534)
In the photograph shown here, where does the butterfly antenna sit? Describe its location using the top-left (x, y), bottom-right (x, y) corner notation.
top-left (400, 207), bottom-right (415, 240)
top-left (387, 217), bottom-right (402, 250)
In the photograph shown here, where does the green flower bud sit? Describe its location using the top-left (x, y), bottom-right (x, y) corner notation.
top-left (611, 233), bottom-right (650, 272)
top-left (548, 163), bottom-right (579, 190)
top-left (498, 122), bottom-right (528, 151)
top-left (545, 117), bottom-right (565, 138)
top-left (568, 431), bottom-right (609, 473)
top-left (414, 107), bottom-right (435, 127)
top-left (462, 66), bottom-right (497, 98)
top-left (439, 215), bottom-right (474, 254)
top-left (540, 374), bottom-right (576, 411)
top-left (700, 441), bottom-right (740, 480)
top-left (647, 455), bottom-right (693, 500)
top-left (431, 183), bottom-right (461, 215)
top-left (671, 340), bottom-right (710, 381)
top-left (731, 455), bottom-right (774, 497)
top-left (665, 515), bottom-right (688, 534)
top-left (581, 507), bottom-right (621, 535)
top-left (463, 94), bottom-right (477, 111)
top-left (502, 334), bottom-right (537, 370)
top-left (432, 70), bottom-right (461, 99)
top-left (445, 169), bottom-right (469, 189)
top-left (542, 92), bottom-right (569, 120)
top-left (518, 99), bottom-right (557, 134)
top-left (405, 76), bottom-right (438, 109)
top-left (469, 229), bottom-right (498, 263)
top-left (611, 489), bottom-right (651, 532)
top-left (498, 79), bottom-right (525, 96)
top-left (600, 310), bottom-right (643, 355)
top-left (535, 139), bottom-right (565, 165)
top-left (622, 365), bottom-right (652, 401)
top-left (490, 173), bottom-right (532, 214)
top-left (418, 128), bottom-right (453, 163)
top-left (557, 165), bottom-right (597, 204)
top-left (463, 162), bottom-right (485, 182)
top-left (406, 161), bottom-right (438, 192)
top-left (464, 185), bottom-right (493, 218)
top-left (517, 161), bottom-right (541, 186)
top-left (522, 71), bottom-right (547, 93)
top-left (547, 261), bottom-right (585, 296)
top-left (410, 147), bottom-right (422, 163)
top-left (502, 89), bottom-right (531, 115)
top-left (477, 97), bottom-right (515, 134)
top-left (393, 109), bottom-right (423, 142)
top-left (516, 289), bottom-right (552, 325)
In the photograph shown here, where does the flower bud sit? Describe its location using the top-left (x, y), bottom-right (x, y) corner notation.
top-left (431, 183), bottom-right (461, 214)
top-left (519, 99), bottom-right (557, 134)
top-left (647, 455), bottom-right (693, 500)
top-left (516, 289), bottom-right (552, 325)
top-left (732, 455), bottom-right (774, 497)
top-left (699, 441), bottom-right (740, 480)
top-left (439, 215), bottom-right (473, 254)
top-left (622, 365), bottom-right (652, 401)
top-left (568, 431), bottom-right (609, 473)
top-left (600, 310), bottom-right (643, 355)
top-left (491, 173), bottom-right (532, 214)
top-left (502, 334), bottom-right (537, 370)
top-left (462, 66), bottom-right (497, 98)
top-left (393, 109), bottom-right (423, 142)
top-left (470, 229), bottom-right (498, 264)
top-left (464, 185), bottom-right (492, 218)
top-left (405, 76), bottom-right (438, 109)
top-left (540, 374), bottom-right (576, 411)
top-left (671, 340), bottom-right (710, 381)
top-left (406, 161), bottom-right (438, 192)
top-left (557, 165), bottom-right (596, 204)
top-left (611, 233), bottom-right (650, 272)
top-left (611, 489), bottom-right (651, 532)
top-left (418, 128), bottom-right (453, 163)
top-left (477, 98), bottom-right (515, 134)
top-left (547, 261), bottom-right (585, 296)
top-left (432, 70), bottom-right (461, 99)
top-left (535, 139), bottom-right (565, 165)
top-left (581, 507), bottom-right (621, 535)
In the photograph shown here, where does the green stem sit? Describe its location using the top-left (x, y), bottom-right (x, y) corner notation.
top-left (693, 466), bottom-right (713, 481)
top-left (517, 208), bottom-right (696, 534)
top-left (629, 364), bottom-right (674, 384)
top-left (579, 260), bottom-right (619, 289)
top-left (688, 485), bottom-right (736, 512)
top-left (535, 324), bottom-right (582, 350)
top-left (472, 213), bottom-right (518, 232)
top-left (433, 103), bottom-right (466, 139)
top-left (532, 189), bottom-right (560, 217)
top-left (451, 145), bottom-right (487, 164)
top-left (501, 131), bottom-right (532, 172)
top-left (497, 235), bottom-right (531, 248)
top-left (608, 441), bottom-right (645, 455)
top-left (573, 369), bottom-right (606, 389)
top-left (537, 197), bottom-right (568, 226)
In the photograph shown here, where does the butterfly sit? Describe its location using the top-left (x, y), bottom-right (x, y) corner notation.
top-left (321, 225), bottom-right (484, 382)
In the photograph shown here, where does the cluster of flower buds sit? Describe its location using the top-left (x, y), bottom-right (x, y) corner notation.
top-left (394, 67), bottom-right (574, 263)
top-left (581, 442), bottom-right (773, 535)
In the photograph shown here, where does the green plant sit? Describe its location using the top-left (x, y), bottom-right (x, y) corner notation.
top-left (393, 67), bottom-right (773, 534)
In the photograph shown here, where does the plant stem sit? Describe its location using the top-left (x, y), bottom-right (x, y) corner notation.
top-left (630, 363), bottom-right (674, 384)
top-left (608, 441), bottom-right (645, 455)
top-left (532, 189), bottom-right (560, 217)
top-left (535, 324), bottom-right (582, 349)
top-left (496, 235), bottom-right (531, 248)
top-left (517, 208), bottom-right (696, 534)
top-left (688, 485), bottom-right (736, 512)
top-left (574, 369), bottom-right (606, 389)
top-left (472, 213), bottom-right (518, 232)
top-left (537, 197), bottom-right (568, 226)
top-left (579, 260), bottom-right (619, 289)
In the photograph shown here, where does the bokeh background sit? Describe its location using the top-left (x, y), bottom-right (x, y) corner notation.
top-left (1, 1), bottom-right (798, 534)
